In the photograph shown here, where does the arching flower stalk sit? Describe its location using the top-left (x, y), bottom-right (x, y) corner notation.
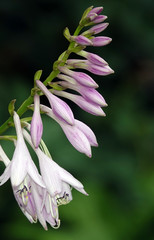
top-left (0, 5), bottom-right (113, 230)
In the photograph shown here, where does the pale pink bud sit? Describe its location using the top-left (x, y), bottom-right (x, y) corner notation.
top-left (30, 94), bottom-right (43, 148)
top-left (91, 36), bottom-right (112, 46)
top-left (58, 66), bottom-right (98, 88)
top-left (36, 80), bottom-right (74, 125)
top-left (74, 120), bottom-right (98, 147)
top-left (60, 123), bottom-right (92, 157)
top-left (67, 59), bottom-right (114, 76)
top-left (86, 63), bottom-right (114, 76)
top-left (59, 81), bottom-right (107, 106)
top-left (77, 50), bottom-right (108, 66)
top-left (92, 15), bottom-right (108, 24)
top-left (87, 7), bottom-right (103, 16)
top-left (72, 35), bottom-right (92, 46)
top-left (57, 74), bottom-right (76, 84)
top-left (53, 90), bottom-right (106, 116)
top-left (84, 23), bottom-right (109, 35)
top-left (39, 105), bottom-right (93, 157)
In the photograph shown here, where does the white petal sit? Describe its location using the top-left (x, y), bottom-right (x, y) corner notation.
top-left (59, 167), bottom-right (88, 195)
top-left (36, 149), bottom-right (63, 196)
top-left (0, 162), bottom-right (11, 185)
top-left (27, 160), bottom-right (45, 188)
top-left (75, 119), bottom-right (98, 146)
top-left (0, 145), bottom-right (10, 166)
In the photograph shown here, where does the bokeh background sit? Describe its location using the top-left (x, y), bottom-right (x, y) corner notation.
top-left (0, 0), bottom-right (154, 239)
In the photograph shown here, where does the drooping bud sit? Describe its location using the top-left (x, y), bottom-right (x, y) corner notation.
top-left (58, 66), bottom-right (98, 88)
top-left (53, 90), bottom-right (106, 116)
top-left (36, 80), bottom-right (75, 125)
top-left (66, 59), bottom-right (114, 76)
top-left (30, 94), bottom-right (43, 148)
top-left (59, 81), bottom-right (107, 106)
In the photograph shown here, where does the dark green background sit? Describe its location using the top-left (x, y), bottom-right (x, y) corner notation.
top-left (0, 0), bottom-right (154, 239)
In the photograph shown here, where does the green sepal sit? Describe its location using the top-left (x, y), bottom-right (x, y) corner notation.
top-left (21, 117), bottom-right (32, 123)
top-left (72, 45), bottom-right (85, 53)
top-left (40, 139), bottom-right (52, 158)
top-left (48, 82), bottom-right (65, 91)
top-left (34, 70), bottom-right (42, 81)
top-left (8, 99), bottom-right (16, 116)
top-left (79, 6), bottom-right (93, 26)
top-left (63, 27), bottom-right (71, 41)
top-left (0, 135), bottom-right (17, 141)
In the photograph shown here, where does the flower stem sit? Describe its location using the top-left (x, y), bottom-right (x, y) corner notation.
top-left (0, 24), bottom-right (84, 136)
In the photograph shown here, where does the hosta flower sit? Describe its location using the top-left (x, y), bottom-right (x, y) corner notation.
top-left (91, 36), bottom-right (112, 47)
top-left (87, 6), bottom-right (107, 24)
top-left (71, 35), bottom-right (92, 46)
top-left (23, 128), bottom-right (88, 202)
top-left (30, 94), bottom-right (43, 148)
top-left (67, 59), bottom-right (114, 75)
top-left (77, 50), bottom-right (108, 66)
top-left (58, 66), bottom-right (98, 88)
top-left (0, 145), bottom-right (37, 224)
top-left (29, 181), bottom-right (60, 230)
top-left (39, 104), bottom-right (98, 156)
top-left (53, 90), bottom-right (106, 116)
top-left (58, 81), bottom-right (107, 106)
top-left (36, 80), bottom-right (75, 125)
top-left (83, 22), bottom-right (109, 35)
top-left (0, 112), bottom-right (45, 188)
top-left (35, 148), bottom-right (88, 197)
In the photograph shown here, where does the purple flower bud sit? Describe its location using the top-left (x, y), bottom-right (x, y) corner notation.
top-left (87, 7), bottom-right (103, 16)
top-left (53, 90), bottom-right (106, 116)
top-left (66, 59), bottom-right (114, 76)
top-left (30, 94), bottom-right (43, 148)
top-left (92, 15), bottom-right (107, 24)
top-left (74, 120), bottom-right (98, 147)
top-left (58, 66), bottom-right (98, 88)
top-left (36, 80), bottom-right (75, 125)
top-left (77, 50), bottom-right (108, 66)
top-left (72, 35), bottom-right (92, 46)
top-left (39, 105), bottom-right (95, 157)
top-left (87, 64), bottom-right (114, 76)
top-left (91, 36), bottom-right (112, 46)
top-left (59, 81), bottom-right (107, 106)
top-left (60, 123), bottom-right (92, 157)
top-left (87, 23), bottom-right (109, 35)
top-left (57, 74), bottom-right (76, 84)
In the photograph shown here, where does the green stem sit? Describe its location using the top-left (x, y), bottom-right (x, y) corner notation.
top-left (0, 24), bottom-right (84, 136)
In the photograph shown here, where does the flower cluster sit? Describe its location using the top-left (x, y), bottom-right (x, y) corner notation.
top-left (0, 112), bottom-right (87, 230)
top-left (0, 6), bottom-right (113, 230)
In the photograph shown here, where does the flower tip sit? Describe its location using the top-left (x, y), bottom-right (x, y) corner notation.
top-left (44, 226), bottom-right (48, 231)
top-left (87, 152), bottom-right (92, 158)
top-left (82, 189), bottom-right (89, 196)
top-left (93, 142), bottom-right (99, 147)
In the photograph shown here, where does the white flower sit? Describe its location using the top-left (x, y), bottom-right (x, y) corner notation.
top-left (23, 129), bottom-right (88, 198)
top-left (0, 144), bottom-right (60, 229)
top-left (0, 112), bottom-right (45, 188)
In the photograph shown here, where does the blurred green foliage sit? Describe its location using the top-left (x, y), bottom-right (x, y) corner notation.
top-left (0, 0), bottom-right (154, 239)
